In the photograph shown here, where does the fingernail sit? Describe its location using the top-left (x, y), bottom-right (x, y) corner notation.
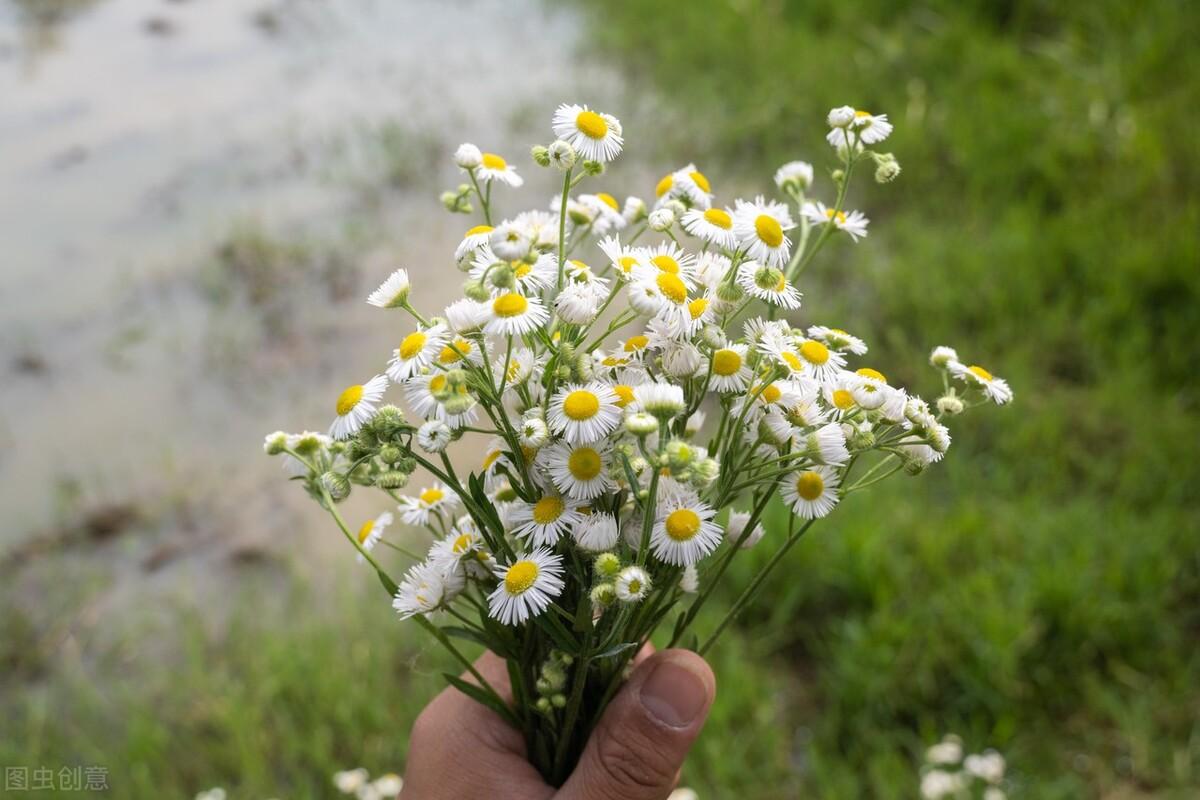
top-left (640, 658), bottom-right (709, 728)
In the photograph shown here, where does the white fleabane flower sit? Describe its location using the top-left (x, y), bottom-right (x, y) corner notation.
top-left (398, 483), bottom-right (459, 526)
top-left (802, 201), bottom-right (869, 241)
top-left (929, 345), bottom-right (960, 368)
top-left (648, 207), bottom-right (674, 231)
top-left (552, 103), bottom-right (623, 163)
top-left (622, 196), bottom-right (647, 224)
top-left (330, 375), bottom-right (388, 440)
top-left (454, 225), bottom-right (494, 262)
top-left (800, 422), bottom-right (851, 466)
top-left (334, 768), bottom-right (370, 794)
top-left (774, 160), bottom-right (814, 192)
top-left (964, 751), bottom-right (1006, 784)
top-left (548, 381), bottom-right (622, 444)
top-left (781, 465), bottom-right (840, 519)
top-left (654, 164), bottom-right (713, 209)
top-left (706, 344), bottom-right (752, 393)
top-left (850, 109), bottom-right (893, 144)
top-left (416, 419), bottom-right (452, 453)
top-left (476, 152), bottom-right (523, 186)
top-left (541, 440), bottom-right (613, 500)
top-left (488, 548), bottom-right (565, 625)
top-left (574, 512), bottom-right (620, 552)
top-left (354, 511), bottom-right (393, 560)
top-left (366, 268), bottom-right (412, 308)
top-left (489, 222), bottom-right (532, 261)
top-left (926, 736), bottom-right (964, 765)
top-left (386, 324), bottom-right (449, 382)
top-left (485, 292), bottom-right (549, 336)
top-left (578, 192), bottom-right (627, 235)
top-left (949, 362), bottom-right (1013, 405)
top-left (444, 298), bottom-right (489, 334)
top-left (808, 325), bottom-right (868, 355)
top-left (661, 342), bottom-right (703, 378)
top-left (650, 498), bottom-right (722, 566)
top-left (509, 493), bottom-right (582, 547)
top-left (634, 381), bottom-right (685, 417)
top-left (519, 415), bottom-right (549, 449)
top-left (548, 139), bottom-right (577, 170)
top-left (736, 260), bottom-right (803, 310)
top-left (827, 106), bottom-right (856, 129)
top-left (919, 769), bottom-right (964, 800)
top-left (681, 206), bottom-right (737, 249)
top-left (727, 510), bottom-right (766, 549)
top-left (598, 234), bottom-right (643, 279)
top-left (615, 566), bottom-right (651, 602)
top-left (454, 143), bottom-right (482, 169)
top-left (787, 336), bottom-right (848, 383)
top-left (733, 196), bottom-right (795, 267)
top-left (555, 282), bottom-right (603, 325)
top-left (392, 561), bottom-right (447, 619)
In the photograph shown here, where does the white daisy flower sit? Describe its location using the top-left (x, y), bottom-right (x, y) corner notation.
top-left (661, 341), bottom-right (703, 378)
top-left (509, 493), bottom-right (582, 547)
top-left (454, 225), bottom-right (494, 262)
top-left (432, 334), bottom-right (485, 369)
top-left (692, 251), bottom-right (732, 290)
top-left (398, 483), bottom-right (459, 526)
top-left (547, 381), bottom-right (622, 444)
top-left (443, 298), bottom-right (489, 334)
top-left (630, 270), bottom-right (693, 330)
top-left (488, 222), bottom-right (532, 261)
top-left (488, 548), bottom-right (566, 625)
top-left (484, 292), bottom-right (549, 337)
top-left (598, 234), bottom-right (643, 279)
top-left (555, 282), bottom-right (604, 325)
top-left (781, 465), bottom-right (840, 519)
top-left (634, 382), bottom-right (685, 418)
top-left (848, 367), bottom-right (891, 410)
top-left (366, 268), bottom-right (412, 308)
top-left (654, 164), bottom-right (713, 209)
top-left (636, 241), bottom-right (697, 284)
top-left (850, 109), bottom-right (893, 145)
top-left (736, 259), bottom-right (803, 309)
top-left (706, 344), bottom-right (752, 393)
top-left (541, 440), bottom-right (613, 500)
top-left (801, 201), bottom-right (869, 241)
top-left (727, 510), bottom-right (766, 549)
top-left (475, 152), bottom-right (523, 186)
top-left (354, 511), bottom-right (393, 561)
top-left (551, 103), bottom-right (623, 163)
top-left (615, 566), bottom-right (651, 603)
top-left (429, 526), bottom-right (491, 578)
top-left (574, 512), bottom-right (620, 551)
top-left (681, 206), bottom-right (737, 249)
top-left (774, 160), bottom-right (814, 192)
top-left (798, 421), bottom-right (851, 466)
top-left (578, 192), bottom-right (627, 235)
top-left (416, 419), bottom-right (452, 453)
top-left (330, 375), bottom-right (388, 440)
top-left (929, 345), bottom-right (960, 368)
top-left (807, 325), bottom-right (868, 355)
top-left (790, 337), bottom-right (848, 383)
top-left (949, 362), bottom-right (1013, 405)
top-left (392, 561), bottom-right (447, 619)
top-left (650, 498), bottom-right (722, 566)
top-left (386, 324), bottom-right (449, 382)
top-left (519, 415), bottom-right (550, 449)
top-left (733, 196), bottom-right (794, 267)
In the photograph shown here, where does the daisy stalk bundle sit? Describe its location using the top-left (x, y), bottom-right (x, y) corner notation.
top-left (263, 102), bottom-right (1013, 784)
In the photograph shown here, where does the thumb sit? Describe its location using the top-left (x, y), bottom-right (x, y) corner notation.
top-left (557, 649), bottom-right (715, 800)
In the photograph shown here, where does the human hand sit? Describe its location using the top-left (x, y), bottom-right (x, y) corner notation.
top-left (401, 648), bottom-right (716, 799)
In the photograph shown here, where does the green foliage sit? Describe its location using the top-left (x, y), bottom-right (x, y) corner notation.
top-left (582, 0), bottom-right (1200, 796)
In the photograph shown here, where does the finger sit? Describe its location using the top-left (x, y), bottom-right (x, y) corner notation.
top-left (556, 649), bottom-right (715, 800)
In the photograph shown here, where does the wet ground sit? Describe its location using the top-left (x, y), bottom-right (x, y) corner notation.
top-left (0, 0), bottom-right (657, 657)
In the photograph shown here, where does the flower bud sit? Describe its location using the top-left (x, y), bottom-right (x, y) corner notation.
top-left (665, 439), bottom-right (696, 470)
top-left (395, 454), bottom-right (416, 474)
top-left (929, 346), bottom-right (959, 368)
top-left (716, 280), bottom-right (745, 304)
top-left (589, 582), bottom-right (616, 607)
top-left (622, 196), bottom-right (647, 223)
top-left (874, 155), bottom-right (901, 184)
top-left (535, 677), bottom-right (553, 695)
top-left (371, 405), bottom-right (406, 439)
top-left (320, 471), bottom-right (351, 501)
top-left (594, 552), bottom-right (621, 578)
top-left (581, 159), bottom-right (604, 176)
top-left (648, 208), bottom-right (674, 231)
top-left (463, 279), bottom-right (490, 302)
top-left (488, 263), bottom-right (516, 290)
top-left (442, 392), bottom-right (474, 416)
top-left (440, 191), bottom-right (460, 211)
top-left (548, 139), bottom-right (576, 170)
top-left (554, 364), bottom-right (573, 381)
top-left (936, 395), bottom-right (964, 416)
top-left (262, 431), bottom-right (288, 455)
top-left (454, 142), bottom-right (482, 169)
top-left (379, 444), bottom-right (402, 464)
top-left (551, 693), bottom-right (567, 709)
top-left (828, 106), bottom-right (856, 128)
top-left (531, 144), bottom-right (551, 167)
top-left (535, 697), bottom-right (552, 713)
top-left (692, 457), bottom-right (720, 487)
top-left (700, 324), bottom-right (725, 349)
top-left (831, 168), bottom-right (846, 184)
top-left (573, 351), bottom-right (594, 381)
top-left (376, 470), bottom-right (410, 490)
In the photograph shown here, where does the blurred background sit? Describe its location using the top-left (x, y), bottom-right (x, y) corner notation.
top-left (1, 1), bottom-right (1197, 797)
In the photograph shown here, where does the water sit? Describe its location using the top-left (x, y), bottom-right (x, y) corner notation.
top-left (0, 0), bottom-right (652, 631)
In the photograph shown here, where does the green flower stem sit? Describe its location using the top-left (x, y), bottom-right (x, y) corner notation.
top-left (555, 168), bottom-right (574, 290)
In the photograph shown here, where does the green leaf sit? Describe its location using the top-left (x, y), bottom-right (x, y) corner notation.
top-left (593, 641), bottom-right (639, 660)
top-left (442, 673), bottom-right (518, 726)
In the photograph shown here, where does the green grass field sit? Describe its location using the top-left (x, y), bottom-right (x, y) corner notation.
top-left (4, 2), bottom-right (1198, 798)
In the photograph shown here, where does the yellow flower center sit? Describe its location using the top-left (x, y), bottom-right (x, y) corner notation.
top-left (482, 449), bottom-right (502, 469)
top-left (618, 255), bottom-right (637, 273)
top-left (602, 356), bottom-right (628, 367)
top-left (419, 488), bottom-right (444, 505)
top-left (761, 383), bottom-right (782, 404)
top-left (567, 447), bottom-right (602, 480)
top-left (688, 298), bottom-right (709, 320)
top-left (532, 496), bottom-right (565, 525)
top-left (856, 367), bottom-right (887, 383)
top-left (655, 174), bottom-right (673, 197)
top-left (703, 208), bottom-right (732, 229)
top-left (781, 352), bottom-right (804, 372)
top-left (452, 533), bottom-right (472, 553)
top-left (399, 331), bottom-right (427, 360)
top-left (513, 262), bottom-right (532, 278)
top-left (754, 214), bottom-right (784, 247)
top-left (504, 560), bottom-right (540, 595)
top-left (656, 272), bottom-right (688, 303)
top-left (576, 110), bottom-right (608, 139)
top-left (336, 385), bottom-right (363, 416)
top-left (796, 471), bottom-right (825, 501)
top-left (563, 390), bottom-right (600, 420)
top-left (832, 389), bottom-right (856, 410)
top-left (624, 335), bottom-right (649, 352)
top-left (627, 578), bottom-right (642, 594)
top-left (429, 374), bottom-right (448, 393)
top-left (689, 170), bottom-right (711, 193)
top-left (597, 192), bottom-right (619, 211)
top-left (664, 509), bottom-right (702, 542)
top-left (481, 152), bottom-right (507, 170)
top-left (613, 385), bottom-right (634, 407)
top-left (712, 349), bottom-right (742, 376)
top-left (651, 254), bottom-right (680, 274)
top-left (855, 109), bottom-right (872, 118)
top-left (465, 224), bottom-right (493, 237)
top-left (492, 293), bottom-right (528, 318)
top-left (824, 208), bottom-right (848, 224)
top-left (799, 340), bottom-right (830, 365)
top-left (968, 365), bottom-right (994, 382)
top-left (439, 338), bottom-right (472, 364)
top-left (357, 520), bottom-right (375, 544)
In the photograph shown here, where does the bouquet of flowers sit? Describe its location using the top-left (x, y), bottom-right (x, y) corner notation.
top-left (263, 102), bottom-right (1012, 783)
